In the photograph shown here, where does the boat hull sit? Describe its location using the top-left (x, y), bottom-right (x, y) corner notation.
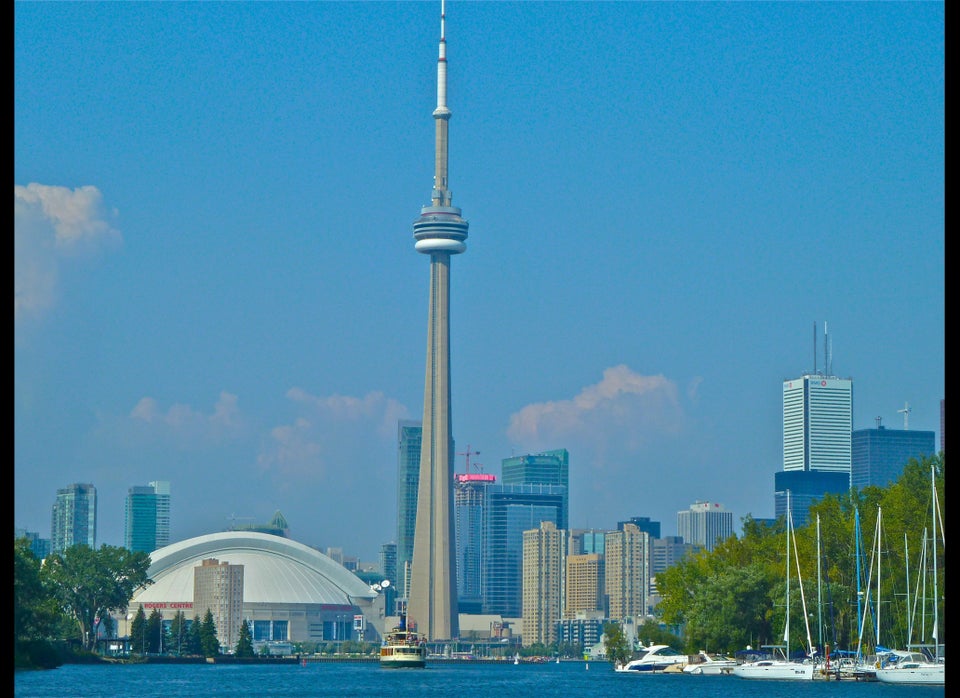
top-left (379, 645), bottom-right (427, 669)
top-left (733, 660), bottom-right (815, 680)
top-left (875, 663), bottom-right (944, 685)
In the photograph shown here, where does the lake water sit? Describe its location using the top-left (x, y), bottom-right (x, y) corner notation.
top-left (14, 660), bottom-right (947, 697)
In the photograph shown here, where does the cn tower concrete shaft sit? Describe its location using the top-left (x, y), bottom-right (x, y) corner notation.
top-left (408, 0), bottom-right (466, 642)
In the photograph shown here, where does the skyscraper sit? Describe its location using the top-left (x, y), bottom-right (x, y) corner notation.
top-left (783, 373), bottom-right (853, 474)
top-left (50, 482), bottom-right (97, 554)
top-left (777, 325), bottom-right (853, 525)
top-left (676, 501), bottom-right (733, 552)
top-left (521, 521), bottom-right (565, 647)
top-left (408, 1), bottom-right (468, 641)
top-left (193, 557), bottom-right (245, 653)
top-left (396, 419), bottom-right (421, 602)
top-left (124, 480), bottom-right (171, 553)
top-left (851, 425), bottom-right (936, 489)
top-left (604, 522), bottom-right (650, 620)
top-left (482, 483), bottom-right (567, 617)
top-left (454, 472), bottom-right (495, 613)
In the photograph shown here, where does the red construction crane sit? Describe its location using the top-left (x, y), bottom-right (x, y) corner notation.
top-left (457, 445), bottom-right (480, 474)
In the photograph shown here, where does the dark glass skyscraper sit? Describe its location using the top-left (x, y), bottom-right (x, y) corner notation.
top-left (851, 426), bottom-right (936, 489)
top-left (481, 483), bottom-right (566, 617)
top-left (123, 480), bottom-right (171, 553)
top-left (396, 420), bottom-right (421, 601)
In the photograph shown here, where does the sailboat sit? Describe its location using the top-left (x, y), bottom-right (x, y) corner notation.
top-left (876, 465), bottom-right (944, 685)
top-left (733, 491), bottom-right (816, 680)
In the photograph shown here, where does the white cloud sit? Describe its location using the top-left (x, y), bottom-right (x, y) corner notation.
top-left (506, 364), bottom-right (685, 456)
top-left (125, 391), bottom-right (245, 448)
top-left (14, 183), bottom-right (121, 321)
top-left (258, 388), bottom-right (411, 485)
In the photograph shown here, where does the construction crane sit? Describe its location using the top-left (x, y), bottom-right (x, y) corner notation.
top-left (457, 445), bottom-right (480, 474)
top-left (897, 402), bottom-right (911, 430)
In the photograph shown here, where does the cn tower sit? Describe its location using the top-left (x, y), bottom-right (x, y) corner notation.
top-left (407, 0), bottom-right (465, 642)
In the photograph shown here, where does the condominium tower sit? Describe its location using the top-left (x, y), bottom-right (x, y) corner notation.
top-left (521, 521), bottom-right (565, 647)
top-left (408, 1), bottom-right (468, 641)
top-left (50, 482), bottom-right (97, 554)
top-left (124, 480), bottom-right (171, 553)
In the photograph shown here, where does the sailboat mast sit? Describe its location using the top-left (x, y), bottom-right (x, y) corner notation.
top-left (784, 491), bottom-right (791, 656)
top-left (931, 465), bottom-right (939, 660)
top-left (876, 507), bottom-right (882, 649)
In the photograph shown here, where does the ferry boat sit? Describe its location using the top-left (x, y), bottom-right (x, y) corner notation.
top-left (379, 613), bottom-right (427, 668)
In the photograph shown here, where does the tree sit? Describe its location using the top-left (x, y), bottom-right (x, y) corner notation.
top-left (147, 608), bottom-right (165, 654)
top-left (187, 614), bottom-right (204, 656)
top-left (129, 606), bottom-right (147, 655)
top-left (169, 610), bottom-right (188, 656)
top-left (40, 544), bottom-right (152, 651)
top-left (602, 622), bottom-right (632, 667)
top-left (199, 609), bottom-right (220, 657)
top-left (14, 538), bottom-right (65, 668)
top-left (235, 620), bottom-right (255, 657)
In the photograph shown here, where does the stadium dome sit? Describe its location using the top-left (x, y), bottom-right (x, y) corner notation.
top-left (119, 531), bottom-right (382, 650)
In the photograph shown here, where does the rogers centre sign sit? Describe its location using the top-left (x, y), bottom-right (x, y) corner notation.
top-left (142, 602), bottom-right (194, 609)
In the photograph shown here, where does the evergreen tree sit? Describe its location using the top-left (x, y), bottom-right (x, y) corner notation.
top-left (146, 608), bottom-right (164, 654)
top-left (129, 606), bottom-right (147, 655)
top-left (169, 610), bottom-right (188, 656)
top-left (200, 609), bottom-right (220, 657)
top-left (187, 614), bottom-right (204, 656)
top-left (235, 620), bottom-right (255, 657)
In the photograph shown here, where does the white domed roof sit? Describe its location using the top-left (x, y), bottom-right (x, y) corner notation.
top-left (132, 531), bottom-right (376, 606)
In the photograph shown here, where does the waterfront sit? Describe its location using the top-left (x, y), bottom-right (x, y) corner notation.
top-left (14, 660), bottom-right (946, 698)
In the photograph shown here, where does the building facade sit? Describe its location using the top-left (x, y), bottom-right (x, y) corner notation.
top-left (676, 501), bottom-right (733, 552)
top-left (455, 472), bottom-right (496, 613)
top-left (774, 470), bottom-right (850, 529)
top-left (395, 419), bottom-right (421, 602)
top-left (604, 523), bottom-right (650, 620)
top-left (501, 449), bottom-right (569, 527)
top-left (124, 480), bottom-right (171, 553)
top-left (482, 483), bottom-right (566, 617)
top-left (783, 374), bottom-right (853, 474)
top-left (193, 557), bottom-right (245, 652)
top-left (51, 482), bottom-right (97, 554)
top-left (564, 552), bottom-right (605, 618)
top-left (851, 426), bottom-right (936, 489)
top-left (521, 521), bottom-right (565, 647)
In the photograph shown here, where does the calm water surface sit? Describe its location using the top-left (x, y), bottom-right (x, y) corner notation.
top-left (14, 661), bottom-right (947, 698)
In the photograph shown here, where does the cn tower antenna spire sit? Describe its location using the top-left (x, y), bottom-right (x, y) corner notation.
top-left (432, 0), bottom-right (452, 207)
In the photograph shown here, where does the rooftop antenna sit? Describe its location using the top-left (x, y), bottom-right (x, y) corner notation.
top-left (823, 322), bottom-right (830, 376)
top-left (813, 321), bottom-right (817, 375)
top-left (897, 402), bottom-right (911, 430)
top-left (875, 416), bottom-right (883, 428)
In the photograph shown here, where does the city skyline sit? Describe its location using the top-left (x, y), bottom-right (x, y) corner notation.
top-left (15, 2), bottom-right (944, 562)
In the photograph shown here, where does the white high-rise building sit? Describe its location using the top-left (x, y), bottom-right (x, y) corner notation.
top-left (677, 502), bottom-right (733, 552)
top-left (782, 375), bottom-right (853, 474)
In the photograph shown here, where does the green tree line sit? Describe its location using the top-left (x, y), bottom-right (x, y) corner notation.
top-left (655, 453), bottom-right (944, 658)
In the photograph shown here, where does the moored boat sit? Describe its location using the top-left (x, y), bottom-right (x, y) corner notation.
top-left (615, 644), bottom-right (689, 673)
top-left (379, 613), bottom-right (426, 668)
top-left (682, 651), bottom-right (737, 675)
top-left (875, 651), bottom-right (944, 685)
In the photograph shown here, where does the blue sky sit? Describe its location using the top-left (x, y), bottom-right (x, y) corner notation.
top-left (15, 1), bottom-right (943, 563)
